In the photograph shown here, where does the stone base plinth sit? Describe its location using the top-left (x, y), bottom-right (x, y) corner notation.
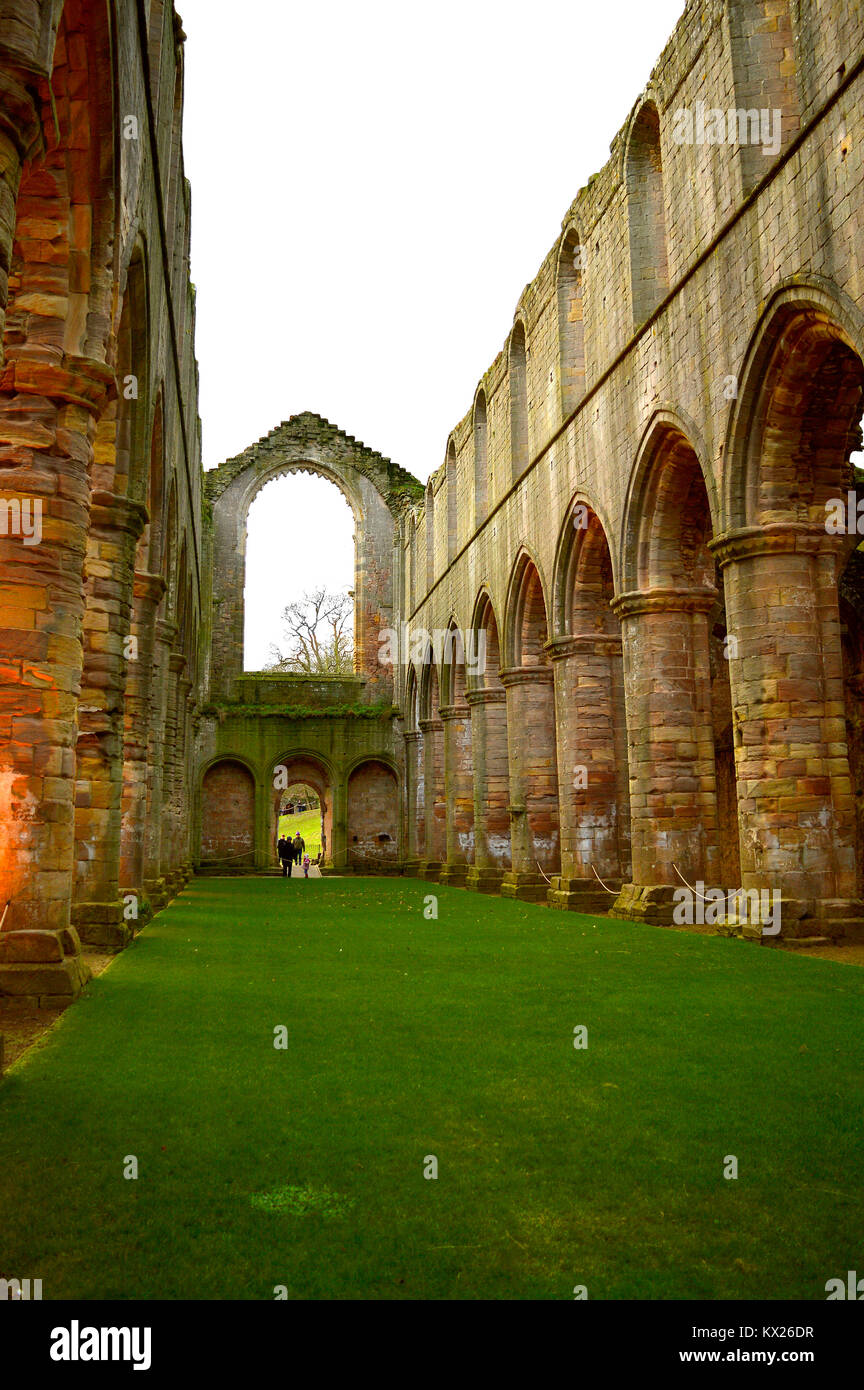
top-left (72, 901), bottom-right (132, 953)
top-left (465, 867), bottom-right (505, 893)
top-left (547, 876), bottom-right (622, 914)
top-left (0, 928), bottom-right (91, 1009)
top-left (500, 871), bottom-right (548, 903)
top-left (610, 883), bottom-right (679, 925)
top-left (144, 877), bottom-right (169, 912)
top-left (812, 899), bottom-right (864, 943)
top-left (715, 896), bottom-right (864, 943)
top-left (401, 860), bottom-right (422, 878)
top-left (418, 861), bottom-right (442, 882)
top-left (438, 864), bottom-right (469, 887)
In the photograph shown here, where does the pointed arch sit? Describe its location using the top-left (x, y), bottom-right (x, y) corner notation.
top-left (621, 410), bottom-right (718, 595)
top-left (425, 477), bottom-right (436, 589)
top-left (625, 99), bottom-right (668, 326)
top-left (473, 387), bottom-right (488, 527)
top-left (446, 438), bottom-right (458, 564)
top-left (466, 587), bottom-right (511, 882)
top-left (718, 282), bottom-right (864, 906)
top-left (553, 494), bottom-right (618, 638)
top-left (504, 547), bottom-right (552, 669)
top-left (509, 319), bottom-right (529, 482)
top-left (723, 281), bottom-right (864, 532)
top-left (556, 226), bottom-right (586, 418)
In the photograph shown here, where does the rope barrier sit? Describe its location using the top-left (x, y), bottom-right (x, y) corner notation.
top-left (590, 864), bottom-right (620, 895)
top-left (672, 862), bottom-right (712, 901)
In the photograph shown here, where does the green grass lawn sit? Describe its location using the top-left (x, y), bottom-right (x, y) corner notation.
top-left (277, 806), bottom-right (322, 857)
top-left (1, 877), bottom-right (862, 1300)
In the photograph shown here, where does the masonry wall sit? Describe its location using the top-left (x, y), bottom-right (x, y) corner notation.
top-left (0, 0), bottom-right (203, 1006)
top-left (398, 0), bottom-right (864, 936)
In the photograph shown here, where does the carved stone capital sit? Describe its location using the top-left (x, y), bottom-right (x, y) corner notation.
top-left (465, 686), bottom-right (506, 707)
top-left (546, 633), bottom-right (623, 661)
top-left (499, 664), bottom-right (555, 688)
top-left (133, 571), bottom-right (167, 606)
top-left (90, 490), bottom-right (148, 540)
top-left (710, 522), bottom-right (846, 569)
top-left (611, 587), bottom-right (717, 619)
top-left (439, 703), bottom-right (470, 722)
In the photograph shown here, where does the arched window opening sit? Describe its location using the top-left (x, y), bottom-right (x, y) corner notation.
top-left (626, 102), bottom-right (668, 326)
top-left (467, 595), bottom-right (511, 881)
top-left (557, 229), bottom-right (586, 418)
top-left (425, 479), bottom-right (435, 589)
top-left (446, 441), bottom-right (458, 564)
top-left (473, 390), bottom-right (488, 527)
top-left (243, 472), bottom-right (355, 673)
top-left (509, 321), bottom-right (529, 482)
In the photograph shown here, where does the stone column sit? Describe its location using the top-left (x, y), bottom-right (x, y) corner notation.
top-left (610, 588), bottom-right (720, 924)
top-left (417, 715), bottom-right (445, 879)
top-left (119, 571), bottom-right (165, 904)
top-left (499, 666), bottom-right (559, 902)
top-left (439, 702), bottom-right (474, 886)
top-left (330, 774), bottom-right (348, 870)
top-left (72, 491), bottom-right (147, 951)
top-left (0, 65), bottom-right (40, 348)
top-left (712, 525), bottom-right (860, 931)
top-left (403, 729), bottom-right (424, 875)
top-left (143, 617), bottom-right (176, 911)
top-left (0, 355), bottom-right (114, 1004)
top-left (160, 649), bottom-right (187, 894)
top-left (547, 634), bottom-right (631, 912)
top-left (465, 688), bottom-right (510, 892)
top-left (176, 671), bottom-right (194, 882)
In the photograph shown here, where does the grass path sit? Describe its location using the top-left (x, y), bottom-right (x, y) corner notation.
top-left (0, 877), bottom-right (862, 1300)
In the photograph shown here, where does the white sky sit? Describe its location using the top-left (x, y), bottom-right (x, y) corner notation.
top-left (180, 0), bottom-right (686, 669)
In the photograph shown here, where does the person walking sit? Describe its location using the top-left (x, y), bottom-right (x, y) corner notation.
top-left (302, 853), bottom-right (311, 878)
top-left (293, 832), bottom-right (304, 866)
top-left (277, 834), bottom-right (292, 877)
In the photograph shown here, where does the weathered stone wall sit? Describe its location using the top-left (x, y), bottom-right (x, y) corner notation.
top-left (399, 0), bottom-right (864, 938)
top-left (4, 0), bottom-right (864, 1011)
top-left (195, 414), bottom-right (420, 877)
top-left (200, 758), bottom-right (255, 867)
top-left (347, 759), bottom-right (399, 868)
top-left (0, 0), bottom-right (202, 1004)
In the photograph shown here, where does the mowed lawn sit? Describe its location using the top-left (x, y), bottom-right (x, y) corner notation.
top-left (1, 877), bottom-right (862, 1301)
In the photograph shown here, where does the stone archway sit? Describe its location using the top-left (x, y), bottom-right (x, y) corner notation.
top-left (204, 413), bottom-right (422, 699)
top-left (270, 755), bottom-right (334, 868)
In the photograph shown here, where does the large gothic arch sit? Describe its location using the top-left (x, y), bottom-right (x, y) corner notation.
top-left (204, 412), bottom-right (421, 697)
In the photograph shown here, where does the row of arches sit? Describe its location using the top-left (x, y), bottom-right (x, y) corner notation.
top-left (0, 0), bottom-right (200, 950)
top-left (408, 0), bottom-right (803, 594)
top-left (198, 755), bottom-right (400, 872)
top-left (403, 287), bottom-right (864, 927)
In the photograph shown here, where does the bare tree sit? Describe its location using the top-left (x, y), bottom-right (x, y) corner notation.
top-left (265, 587), bottom-right (354, 675)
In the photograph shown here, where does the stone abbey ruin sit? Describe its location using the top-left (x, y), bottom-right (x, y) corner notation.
top-left (2, 0), bottom-right (864, 1007)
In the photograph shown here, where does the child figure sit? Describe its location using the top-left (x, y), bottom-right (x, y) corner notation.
top-left (303, 854), bottom-right (311, 878)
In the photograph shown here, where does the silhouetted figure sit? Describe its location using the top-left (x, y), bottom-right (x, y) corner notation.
top-left (277, 835), bottom-right (292, 877)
